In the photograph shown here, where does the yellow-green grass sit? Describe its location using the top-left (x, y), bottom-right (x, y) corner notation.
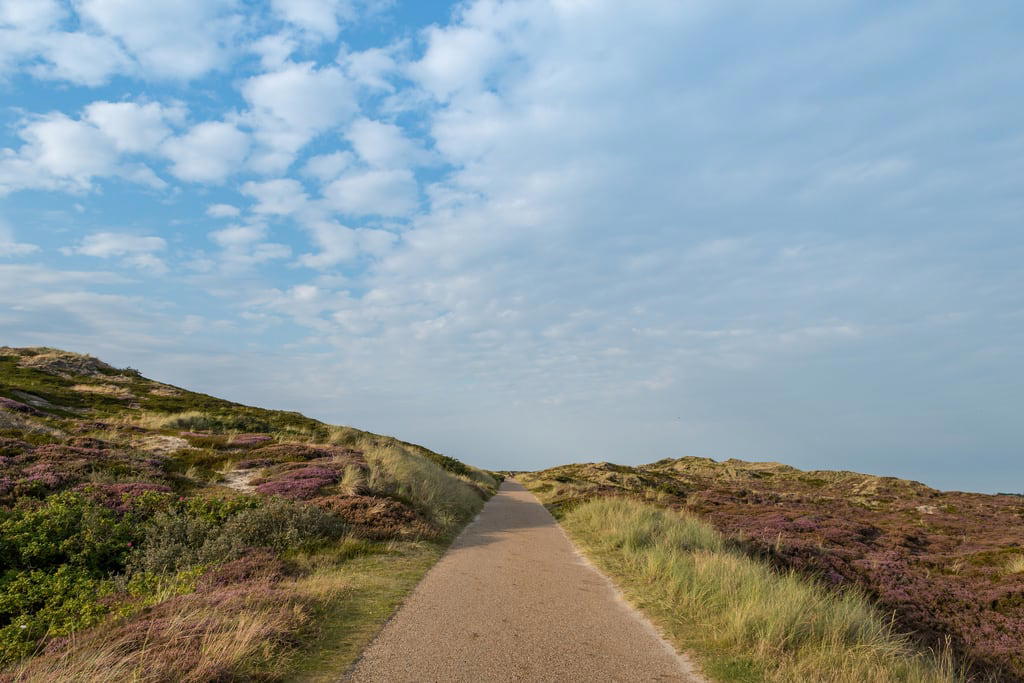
top-left (560, 498), bottom-right (959, 683)
top-left (282, 539), bottom-right (446, 681)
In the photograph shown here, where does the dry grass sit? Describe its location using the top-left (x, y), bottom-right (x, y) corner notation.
top-left (562, 498), bottom-right (960, 683)
top-left (364, 443), bottom-right (486, 531)
top-left (1006, 555), bottom-right (1024, 575)
top-left (70, 384), bottom-right (134, 400)
top-left (8, 582), bottom-right (307, 682)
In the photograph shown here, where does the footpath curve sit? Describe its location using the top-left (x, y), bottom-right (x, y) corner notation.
top-left (347, 480), bottom-right (702, 682)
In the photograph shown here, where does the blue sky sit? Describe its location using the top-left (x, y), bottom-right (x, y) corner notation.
top-left (1, 0), bottom-right (1021, 492)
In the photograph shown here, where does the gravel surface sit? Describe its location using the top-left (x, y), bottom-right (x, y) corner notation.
top-left (347, 480), bottom-right (703, 682)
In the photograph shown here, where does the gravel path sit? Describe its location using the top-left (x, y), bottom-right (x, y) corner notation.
top-left (347, 480), bottom-right (703, 682)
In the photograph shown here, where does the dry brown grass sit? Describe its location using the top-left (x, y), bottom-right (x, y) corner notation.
top-left (7, 570), bottom-right (307, 682)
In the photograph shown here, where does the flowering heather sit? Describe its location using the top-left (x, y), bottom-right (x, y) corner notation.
top-left (229, 434), bottom-right (274, 447)
top-left (77, 482), bottom-right (173, 514)
top-left (0, 397), bottom-right (43, 415)
top-left (314, 494), bottom-right (438, 540)
top-left (254, 464), bottom-right (344, 500)
top-left (19, 461), bottom-right (71, 490)
top-left (249, 442), bottom-right (364, 464)
top-left (236, 458), bottom-right (277, 470)
top-left (523, 457), bottom-right (1024, 680)
top-left (0, 437), bottom-right (31, 457)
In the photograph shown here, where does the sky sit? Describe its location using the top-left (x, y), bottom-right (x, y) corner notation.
top-left (0, 0), bottom-right (1021, 493)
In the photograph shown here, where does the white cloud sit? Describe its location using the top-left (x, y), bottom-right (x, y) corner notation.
top-left (84, 100), bottom-right (183, 153)
top-left (242, 61), bottom-right (357, 172)
top-left (0, 113), bottom-right (119, 194)
top-left (30, 31), bottom-right (132, 86)
top-left (342, 45), bottom-right (400, 92)
top-left (298, 219), bottom-right (357, 268)
top-left (207, 203), bottom-right (241, 218)
top-left (241, 178), bottom-right (309, 215)
top-left (0, 0), bottom-right (66, 31)
top-left (20, 113), bottom-right (119, 179)
top-left (0, 0), bottom-right (131, 87)
top-left (162, 121), bottom-right (249, 183)
top-left (409, 23), bottom-right (505, 100)
top-left (72, 232), bottom-right (166, 258)
top-left (0, 103), bottom-right (179, 194)
top-left (345, 117), bottom-right (429, 168)
top-left (0, 220), bottom-right (39, 257)
top-left (323, 168), bottom-right (418, 216)
top-left (210, 224), bottom-right (267, 248)
top-left (302, 151), bottom-right (353, 182)
top-left (270, 0), bottom-right (354, 41)
top-left (68, 231), bottom-right (168, 273)
top-left (74, 0), bottom-right (242, 80)
top-left (251, 32), bottom-right (297, 70)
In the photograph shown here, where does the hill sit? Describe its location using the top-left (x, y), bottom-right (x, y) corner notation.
top-left (520, 457), bottom-right (1024, 680)
top-left (0, 346), bottom-right (498, 679)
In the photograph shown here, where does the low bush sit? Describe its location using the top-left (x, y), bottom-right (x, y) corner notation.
top-left (128, 496), bottom-right (345, 575)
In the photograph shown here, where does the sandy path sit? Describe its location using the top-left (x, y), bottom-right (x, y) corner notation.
top-left (346, 480), bottom-right (702, 682)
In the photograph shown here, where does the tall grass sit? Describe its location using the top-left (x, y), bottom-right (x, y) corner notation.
top-left (9, 595), bottom-right (305, 682)
top-left (364, 444), bottom-right (487, 532)
top-left (563, 498), bottom-right (958, 683)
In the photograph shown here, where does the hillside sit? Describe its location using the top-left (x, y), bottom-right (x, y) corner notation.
top-left (0, 346), bottom-right (498, 679)
top-left (520, 457), bottom-right (1024, 680)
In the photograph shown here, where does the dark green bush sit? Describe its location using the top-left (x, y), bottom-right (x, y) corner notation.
top-left (0, 492), bottom-right (140, 573)
top-left (129, 497), bottom-right (345, 575)
top-left (0, 565), bottom-right (112, 663)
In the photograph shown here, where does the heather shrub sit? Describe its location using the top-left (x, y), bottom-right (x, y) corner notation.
top-left (255, 464), bottom-right (345, 500)
top-left (156, 411), bottom-right (272, 434)
top-left (129, 496), bottom-right (345, 575)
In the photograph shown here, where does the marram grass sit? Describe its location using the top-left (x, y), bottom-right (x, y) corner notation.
top-left (561, 498), bottom-right (960, 683)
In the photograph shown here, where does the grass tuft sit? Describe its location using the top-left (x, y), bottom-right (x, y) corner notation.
top-left (562, 498), bottom-right (960, 683)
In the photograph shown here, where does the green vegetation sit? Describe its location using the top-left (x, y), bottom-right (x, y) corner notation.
top-left (0, 346), bottom-right (498, 679)
top-left (560, 498), bottom-right (958, 683)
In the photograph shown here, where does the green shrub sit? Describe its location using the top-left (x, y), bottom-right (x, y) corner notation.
top-left (0, 565), bottom-right (112, 664)
top-left (129, 497), bottom-right (344, 575)
top-left (159, 411), bottom-right (271, 434)
top-left (0, 492), bottom-right (140, 573)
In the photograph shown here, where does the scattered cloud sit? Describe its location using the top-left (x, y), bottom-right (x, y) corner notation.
top-left (323, 168), bottom-right (418, 216)
top-left (0, 220), bottom-right (39, 257)
top-left (241, 61), bottom-right (357, 172)
top-left (345, 117), bottom-right (430, 168)
top-left (207, 203), bottom-right (241, 218)
top-left (0, 0), bottom-right (1020, 490)
top-left (66, 232), bottom-right (169, 273)
top-left (162, 121), bottom-right (249, 183)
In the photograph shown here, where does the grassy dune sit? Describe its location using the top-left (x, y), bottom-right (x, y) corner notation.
top-left (0, 346), bottom-right (498, 680)
top-left (562, 498), bottom-right (958, 683)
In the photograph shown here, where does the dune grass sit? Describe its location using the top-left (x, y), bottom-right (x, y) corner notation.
top-left (364, 444), bottom-right (493, 531)
top-left (561, 498), bottom-right (959, 683)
